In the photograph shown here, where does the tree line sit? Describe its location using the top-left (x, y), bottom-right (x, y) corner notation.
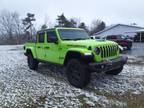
top-left (0, 10), bottom-right (106, 45)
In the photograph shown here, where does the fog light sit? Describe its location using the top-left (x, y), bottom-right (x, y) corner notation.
top-left (101, 65), bottom-right (104, 69)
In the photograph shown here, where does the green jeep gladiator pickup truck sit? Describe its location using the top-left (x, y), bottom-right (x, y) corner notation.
top-left (24, 27), bottom-right (127, 88)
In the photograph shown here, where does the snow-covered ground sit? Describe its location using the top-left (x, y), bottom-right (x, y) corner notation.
top-left (0, 45), bottom-right (144, 107)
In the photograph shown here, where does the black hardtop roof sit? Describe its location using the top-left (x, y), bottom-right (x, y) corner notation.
top-left (37, 27), bottom-right (83, 34)
top-left (37, 28), bottom-right (55, 33)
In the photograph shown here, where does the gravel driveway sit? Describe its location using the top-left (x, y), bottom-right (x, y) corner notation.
top-left (0, 45), bottom-right (144, 108)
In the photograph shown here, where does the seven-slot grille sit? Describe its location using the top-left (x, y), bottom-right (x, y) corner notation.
top-left (99, 45), bottom-right (118, 58)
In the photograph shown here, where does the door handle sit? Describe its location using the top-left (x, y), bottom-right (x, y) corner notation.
top-left (44, 46), bottom-right (49, 49)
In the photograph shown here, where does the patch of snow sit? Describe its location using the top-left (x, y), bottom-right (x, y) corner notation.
top-left (0, 45), bottom-right (144, 107)
top-left (85, 100), bottom-right (95, 107)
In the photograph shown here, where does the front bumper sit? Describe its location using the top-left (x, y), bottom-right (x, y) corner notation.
top-left (89, 56), bottom-right (128, 72)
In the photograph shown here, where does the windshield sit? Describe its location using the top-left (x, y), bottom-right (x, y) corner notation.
top-left (59, 29), bottom-right (90, 40)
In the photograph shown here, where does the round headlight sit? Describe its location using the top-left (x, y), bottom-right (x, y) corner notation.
top-left (95, 47), bottom-right (101, 55)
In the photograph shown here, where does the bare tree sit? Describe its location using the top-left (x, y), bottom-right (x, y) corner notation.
top-left (90, 20), bottom-right (106, 35)
top-left (0, 10), bottom-right (24, 44)
top-left (12, 12), bottom-right (24, 44)
top-left (0, 10), bottom-right (14, 38)
top-left (74, 18), bottom-right (82, 27)
top-left (44, 15), bottom-right (54, 28)
top-left (40, 16), bottom-right (54, 30)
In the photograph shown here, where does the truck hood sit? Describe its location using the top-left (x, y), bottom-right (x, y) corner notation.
top-left (62, 39), bottom-right (117, 48)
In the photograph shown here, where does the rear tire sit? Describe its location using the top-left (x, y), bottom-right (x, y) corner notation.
top-left (66, 59), bottom-right (91, 88)
top-left (105, 66), bottom-right (123, 75)
top-left (27, 54), bottom-right (39, 70)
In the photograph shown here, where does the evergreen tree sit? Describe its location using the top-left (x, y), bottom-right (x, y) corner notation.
top-left (78, 22), bottom-right (89, 33)
top-left (41, 24), bottom-right (47, 30)
top-left (90, 20), bottom-right (106, 35)
top-left (57, 13), bottom-right (67, 27)
top-left (56, 13), bottom-right (77, 27)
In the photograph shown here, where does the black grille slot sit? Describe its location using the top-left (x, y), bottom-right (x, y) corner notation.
top-left (104, 46), bottom-right (106, 58)
top-left (112, 46), bottom-right (114, 56)
top-left (110, 46), bottom-right (112, 56)
top-left (108, 46), bottom-right (110, 57)
top-left (100, 45), bottom-right (118, 58)
top-left (100, 46), bottom-right (103, 58)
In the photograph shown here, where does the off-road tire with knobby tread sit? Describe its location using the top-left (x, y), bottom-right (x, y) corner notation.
top-left (66, 59), bottom-right (91, 88)
top-left (27, 54), bottom-right (39, 70)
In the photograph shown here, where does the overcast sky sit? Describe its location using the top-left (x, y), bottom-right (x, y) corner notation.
top-left (0, 0), bottom-right (144, 27)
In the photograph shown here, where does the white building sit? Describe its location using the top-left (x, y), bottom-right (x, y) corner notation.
top-left (133, 29), bottom-right (144, 42)
top-left (94, 24), bottom-right (144, 39)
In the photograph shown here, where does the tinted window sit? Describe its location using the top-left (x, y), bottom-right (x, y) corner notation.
top-left (38, 32), bottom-right (45, 43)
top-left (47, 31), bottom-right (57, 42)
top-left (107, 36), bottom-right (117, 39)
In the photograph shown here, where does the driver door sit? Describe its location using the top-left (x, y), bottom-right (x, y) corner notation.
top-left (35, 32), bottom-right (45, 60)
top-left (44, 30), bottom-right (60, 63)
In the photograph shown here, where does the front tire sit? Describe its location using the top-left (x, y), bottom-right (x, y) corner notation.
top-left (66, 59), bottom-right (91, 88)
top-left (27, 54), bottom-right (39, 70)
top-left (105, 66), bottom-right (123, 75)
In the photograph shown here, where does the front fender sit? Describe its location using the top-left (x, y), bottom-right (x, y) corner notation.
top-left (67, 48), bottom-right (92, 56)
top-left (25, 47), bottom-right (37, 59)
top-left (64, 48), bottom-right (94, 64)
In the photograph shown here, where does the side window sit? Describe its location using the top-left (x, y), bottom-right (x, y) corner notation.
top-left (47, 31), bottom-right (57, 43)
top-left (38, 32), bottom-right (45, 43)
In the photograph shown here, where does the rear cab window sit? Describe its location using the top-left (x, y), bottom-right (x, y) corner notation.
top-left (37, 32), bottom-right (45, 43)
